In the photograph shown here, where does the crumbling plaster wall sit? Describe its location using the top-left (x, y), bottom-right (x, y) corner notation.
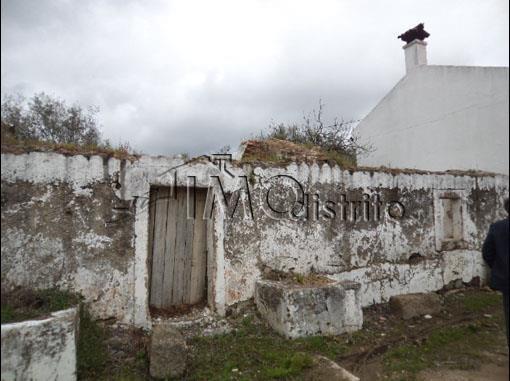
top-left (1, 152), bottom-right (184, 326)
top-left (1, 152), bottom-right (243, 327)
top-left (223, 163), bottom-right (509, 307)
top-left (2, 152), bottom-right (508, 328)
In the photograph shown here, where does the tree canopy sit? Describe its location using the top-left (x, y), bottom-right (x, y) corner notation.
top-left (1, 93), bottom-right (102, 146)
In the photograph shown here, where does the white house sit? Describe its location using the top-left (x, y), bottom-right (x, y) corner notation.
top-left (356, 33), bottom-right (509, 175)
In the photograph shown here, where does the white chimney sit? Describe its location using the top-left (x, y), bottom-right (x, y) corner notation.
top-left (403, 39), bottom-right (427, 74)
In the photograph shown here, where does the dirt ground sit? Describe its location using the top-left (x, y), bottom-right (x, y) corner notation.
top-left (79, 286), bottom-right (509, 380)
top-left (344, 288), bottom-right (509, 381)
top-left (418, 359), bottom-right (509, 381)
top-left (356, 349), bottom-right (509, 381)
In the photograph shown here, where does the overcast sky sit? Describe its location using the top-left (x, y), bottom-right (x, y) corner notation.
top-left (1, 0), bottom-right (508, 155)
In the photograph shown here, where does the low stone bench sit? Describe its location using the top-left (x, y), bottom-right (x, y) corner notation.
top-left (255, 279), bottom-right (363, 338)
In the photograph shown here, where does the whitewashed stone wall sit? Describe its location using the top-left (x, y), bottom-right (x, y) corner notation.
top-left (223, 164), bottom-right (508, 308)
top-left (1, 152), bottom-right (508, 328)
top-left (1, 153), bottom-right (184, 327)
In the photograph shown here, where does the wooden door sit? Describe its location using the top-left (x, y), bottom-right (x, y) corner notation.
top-left (149, 186), bottom-right (207, 309)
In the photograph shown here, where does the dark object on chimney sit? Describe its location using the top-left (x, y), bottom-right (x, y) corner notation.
top-left (398, 23), bottom-right (430, 43)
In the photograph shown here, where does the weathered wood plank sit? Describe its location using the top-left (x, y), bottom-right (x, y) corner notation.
top-left (150, 186), bottom-right (208, 309)
top-left (171, 188), bottom-right (188, 305)
top-left (149, 187), bottom-right (170, 308)
top-left (182, 187), bottom-right (196, 304)
top-left (161, 188), bottom-right (179, 307)
top-left (189, 190), bottom-right (207, 304)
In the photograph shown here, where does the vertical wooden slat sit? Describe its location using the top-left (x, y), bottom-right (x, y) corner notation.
top-left (149, 187), bottom-right (170, 308)
top-left (161, 190), bottom-right (179, 306)
top-left (182, 187), bottom-right (196, 304)
top-left (189, 190), bottom-right (207, 304)
top-left (172, 188), bottom-right (188, 305)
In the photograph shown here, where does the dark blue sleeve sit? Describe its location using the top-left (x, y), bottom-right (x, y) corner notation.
top-left (482, 224), bottom-right (496, 268)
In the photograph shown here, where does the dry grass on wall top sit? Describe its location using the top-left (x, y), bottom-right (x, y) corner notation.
top-left (0, 286), bottom-right (81, 324)
top-left (240, 139), bottom-right (357, 168)
top-left (1, 123), bottom-right (139, 161)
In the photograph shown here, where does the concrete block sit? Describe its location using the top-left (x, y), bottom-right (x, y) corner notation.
top-left (255, 279), bottom-right (362, 338)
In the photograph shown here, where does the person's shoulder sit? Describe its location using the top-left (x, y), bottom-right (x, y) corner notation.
top-left (491, 217), bottom-right (509, 231)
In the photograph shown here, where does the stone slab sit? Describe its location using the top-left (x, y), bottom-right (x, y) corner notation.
top-left (255, 279), bottom-right (363, 338)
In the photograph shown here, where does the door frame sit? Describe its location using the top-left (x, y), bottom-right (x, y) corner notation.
top-left (132, 172), bottom-right (227, 329)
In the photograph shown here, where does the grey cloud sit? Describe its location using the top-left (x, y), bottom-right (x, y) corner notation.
top-left (2, 0), bottom-right (508, 156)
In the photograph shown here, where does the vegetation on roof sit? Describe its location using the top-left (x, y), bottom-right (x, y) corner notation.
top-left (1, 93), bottom-right (138, 161)
top-left (1, 129), bottom-right (139, 161)
top-left (241, 101), bottom-right (370, 168)
top-left (240, 138), bottom-right (357, 168)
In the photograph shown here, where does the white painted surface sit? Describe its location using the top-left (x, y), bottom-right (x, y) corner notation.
top-left (1, 308), bottom-right (78, 381)
top-left (357, 65), bottom-right (509, 175)
top-left (404, 39), bottom-right (427, 73)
